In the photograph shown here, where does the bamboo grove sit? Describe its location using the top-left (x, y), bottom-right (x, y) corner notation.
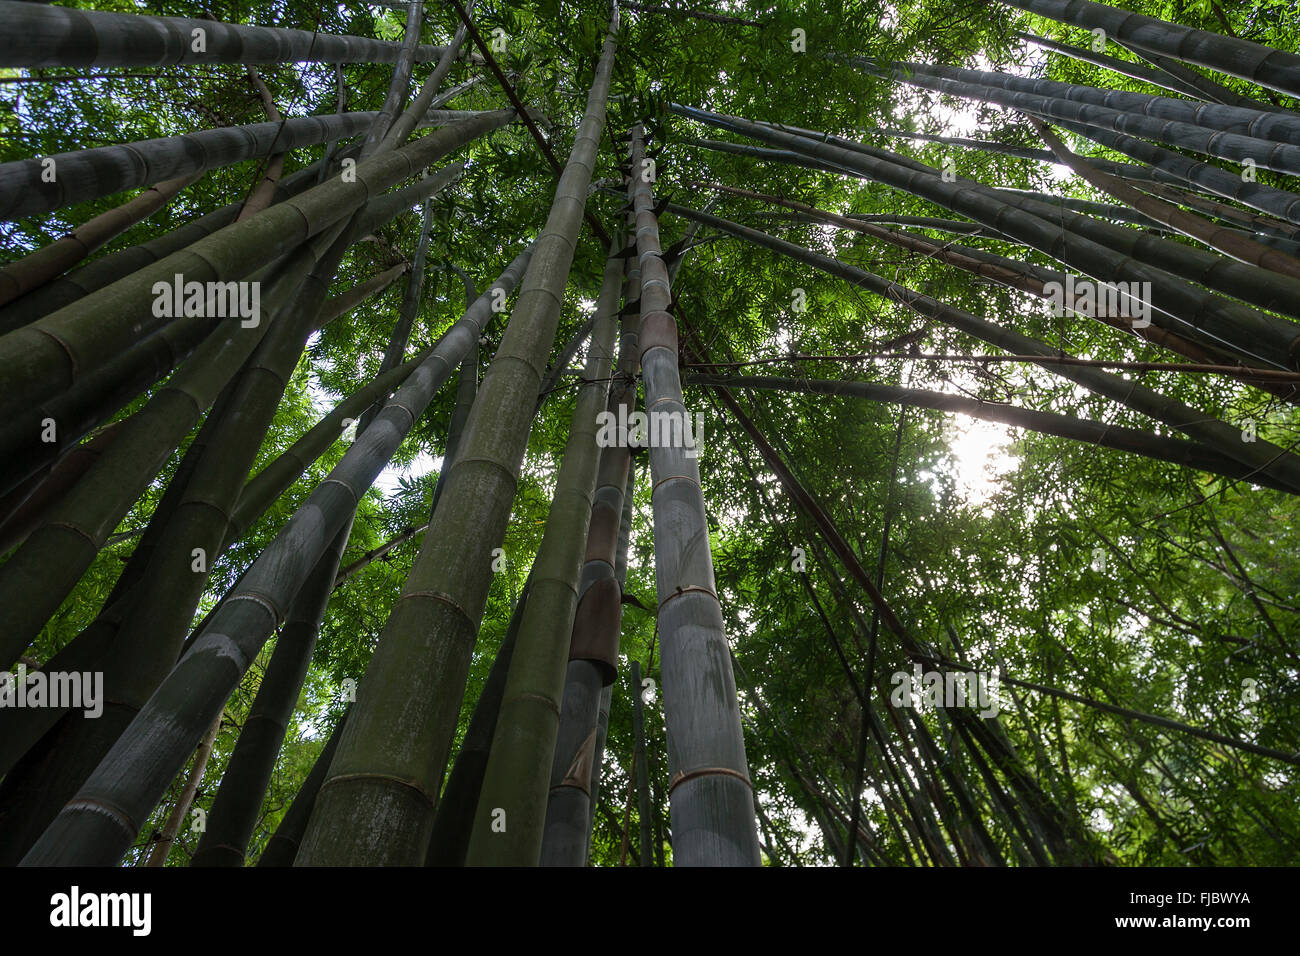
top-left (0, 0), bottom-right (1296, 868)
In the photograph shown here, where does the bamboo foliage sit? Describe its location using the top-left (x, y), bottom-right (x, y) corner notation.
top-left (686, 373), bottom-right (1295, 492)
top-left (666, 204), bottom-right (1300, 493)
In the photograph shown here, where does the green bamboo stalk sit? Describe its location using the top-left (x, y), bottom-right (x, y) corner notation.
top-left (755, 118), bottom-right (1300, 342)
top-left (1129, 178), bottom-right (1300, 243)
top-left (672, 104), bottom-right (1300, 367)
top-left (0, 241), bottom-right (319, 671)
top-left (0, 307), bottom-right (219, 499)
top-left (0, 161), bottom-right (477, 662)
top-left (693, 135), bottom-right (1300, 354)
top-left (748, 115), bottom-right (1300, 324)
top-left (0, 144), bottom-right (369, 332)
top-left (467, 241), bottom-right (623, 866)
top-left (426, 268), bottom-right (479, 509)
top-left (379, 11), bottom-right (473, 152)
top-left (867, 126), bottom-right (1056, 163)
top-left (630, 659), bottom-right (653, 867)
top-left (142, 716), bottom-right (222, 867)
top-left (0, 109), bottom-right (514, 422)
top-left (0, 2), bottom-right (451, 68)
top-left (255, 711), bottom-right (348, 867)
top-left (424, 577), bottom-right (534, 866)
top-left (360, 2), bottom-right (425, 156)
top-left (0, 172), bottom-right (200, 305)
top-left (1, 120), bottom-right (475, 847)
top-left (1046, 115), bottom-right (1300, 228)
top-left (0, 230), bottom-right (362, 859)
top-left (627, 125), bottom-right (760, 866)
top-left (865, 62), bottom-right (1300, 176)
top-left (19, 245), bottom-right (534, 866)
top-left (0, 111), bottom-right (381, 221)
top-left (0, 151), bottom-right (471, 672)
top-left (315, 261), bottom-right (410, 327)
top-left (696, 184), bottom-right (1290, 386)
top-left (1016, 31), bottom-right (1212, 99)
top-left (998, 0), bottom-right (1300, 98)
top-left (0, 425), bottom-right (120, 557)
top-left (318, 65), bottom-right (348, 184)
top-left (0, 254), bottom-right (405, 542)
top-left (294, 8), bottom-right (619, 867)
top-left (188, 530), bottom-right (351, 867)
top-left (1114, 38), bottom-right (1274, 111)
top-left (540, 238), bottom-right (643, 867)
top-left (874, 58), bottom-right (1300, 146)
top-left (586, 464), bottom-right (639, 861)
top-left (1026, 116), bottom-right (1300, 276)
top-left (226, 352), bottom-right (426, 547)
top-left (193, 163), bottom-right (444, 869)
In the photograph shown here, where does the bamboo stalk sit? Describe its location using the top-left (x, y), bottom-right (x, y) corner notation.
top-left (0, 2), bottom-right (452, 69)
top-left (291, 8), bottom-right (620, 867)
top-left (627, 124), bottom-right (760, 866)
top-left (19, 245), bottom-right (534, 866)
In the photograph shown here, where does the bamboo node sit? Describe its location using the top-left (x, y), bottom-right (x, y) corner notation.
top-left (657, 583), bottom-right (718, 610)
top-left (64, 795), bottom-right (140, 838)
top-left (668, 766), bottom-right (752, 794)
top-left (650, 473), bottom-right (702, 495)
